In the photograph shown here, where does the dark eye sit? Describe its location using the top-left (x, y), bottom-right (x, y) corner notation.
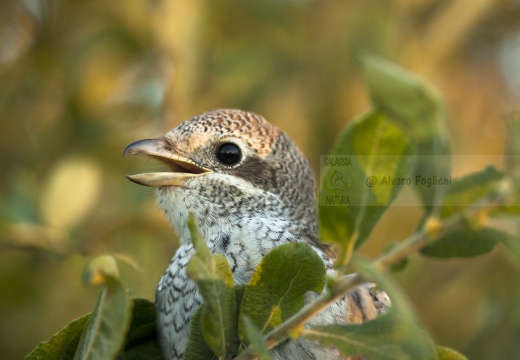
top-left (216, 143), bottom-right (242, 166)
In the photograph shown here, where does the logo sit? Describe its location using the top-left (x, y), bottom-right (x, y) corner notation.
top-left (324, 169), bottom-right (351, 193)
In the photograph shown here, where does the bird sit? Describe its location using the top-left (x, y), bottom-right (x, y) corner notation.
top-left (123, 109), bottom-right (390, 360)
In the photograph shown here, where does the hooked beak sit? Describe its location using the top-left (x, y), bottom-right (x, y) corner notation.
top-left (123, 138), bottom-right (212, 187)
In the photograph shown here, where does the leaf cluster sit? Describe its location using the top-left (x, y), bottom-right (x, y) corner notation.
top-left (185, 215), bottom-right (327, 360)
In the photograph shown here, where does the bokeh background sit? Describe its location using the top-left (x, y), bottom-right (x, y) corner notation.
top-left (1, 0), bottom-right (520, 358)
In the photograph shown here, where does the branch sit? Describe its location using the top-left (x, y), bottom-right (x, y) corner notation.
top-left (234, 182), bottom-right (509, 360)
top-left (235, 273), bottom-right (365, 360)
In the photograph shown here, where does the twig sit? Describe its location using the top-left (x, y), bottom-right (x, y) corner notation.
top-left (235, 274), bottom-right (365, 360)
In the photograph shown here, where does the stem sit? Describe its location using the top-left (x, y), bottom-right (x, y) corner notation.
top-left (234, 187), bottom-right (508, 360)
top-left (373, 195), bottom-right (504, 271)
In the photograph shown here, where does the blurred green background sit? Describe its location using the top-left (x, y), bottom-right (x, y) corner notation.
top-left (1, 0), bottom-right (520, 358)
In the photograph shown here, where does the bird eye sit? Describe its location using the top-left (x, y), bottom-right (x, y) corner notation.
top-left (216, 143), bottom-right (242, 166)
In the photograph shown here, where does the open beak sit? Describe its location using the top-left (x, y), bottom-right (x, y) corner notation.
top-left (123, 138), bottom-right (212, 187)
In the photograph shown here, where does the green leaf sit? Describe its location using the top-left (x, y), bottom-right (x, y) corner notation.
top-left (184, 305), bottom-right (219, 360)
top-left (185, 285), bottom-right (246, 360)
top-left (117, 299), bottom-right (163, 360)
top-left (363, 55), bottom-right (442, 142)
top-left (186, 214), bottom-right (212, 265)
top-left (81, 255), bottom-right (121, 287)
top-left (25, 299), bottom-right (163, 360)
top-left (24, 314), bottom-right (91, 360)
top-left (241, 316), bottom-right (271, 360)
top-left (74, 256), bottom-right (133, 360)
top-left (239, 243), bottom-right (326, 342)
top-left (319, 110), bottom-right (412, 259)
top-left (441, 166), bottom-right (504, 218)
top-left (186, 214), bottom-right (237, 357)
top-left (303, 259), bottom-right (436, 360)
top-left (420, 226), bottom-right (506, 258)
top-left (437, 346), bottom-right (468, 360)
top-left (363, 55), bottom-right (451, 213)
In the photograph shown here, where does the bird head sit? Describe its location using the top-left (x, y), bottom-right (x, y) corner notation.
top-left (124, 109), bottom-right (319, 246)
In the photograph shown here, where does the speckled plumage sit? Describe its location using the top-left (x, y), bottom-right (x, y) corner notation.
top-left (124, 109), bottom-right (389, 360)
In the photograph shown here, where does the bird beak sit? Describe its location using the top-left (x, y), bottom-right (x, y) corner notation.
top-left (123, 138), bottom-right (212, 187)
